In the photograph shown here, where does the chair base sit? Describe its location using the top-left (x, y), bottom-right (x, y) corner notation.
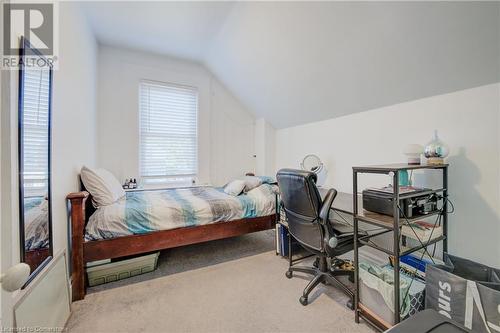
top-left (286, 256), bottom-right (354, 307)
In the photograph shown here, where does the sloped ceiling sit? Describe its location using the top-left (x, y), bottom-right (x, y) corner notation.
top-left (82, 1), bottom-right (500, 129)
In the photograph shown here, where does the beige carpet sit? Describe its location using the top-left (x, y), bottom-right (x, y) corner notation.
top-left (66, 232), bottom-right (373, 333)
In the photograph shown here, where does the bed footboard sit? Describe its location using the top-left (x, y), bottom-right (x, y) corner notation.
top-left (67, 191), bottom-right (89, 301)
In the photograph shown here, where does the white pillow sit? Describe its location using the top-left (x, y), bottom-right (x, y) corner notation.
top-left (80, 166), bottom-right (125, 207)
top-left (241, 176), bottom-right (262, 192)
top-left (224, 180), bottom-right (246, 196)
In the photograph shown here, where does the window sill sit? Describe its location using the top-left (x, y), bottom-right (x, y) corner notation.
top-left (135, 183), bottom-right (213, 191)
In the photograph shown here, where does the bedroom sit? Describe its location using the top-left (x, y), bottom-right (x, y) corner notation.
top-left (1, 1), bottom-right (499, 332)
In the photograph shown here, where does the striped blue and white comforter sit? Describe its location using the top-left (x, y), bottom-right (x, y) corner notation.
top-left (85, 184), bottom-right (278, 241)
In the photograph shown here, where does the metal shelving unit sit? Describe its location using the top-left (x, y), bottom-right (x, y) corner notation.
top-left (352, 163), bottom-right (449, 331)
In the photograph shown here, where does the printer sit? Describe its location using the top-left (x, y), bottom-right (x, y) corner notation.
top-left (362, 186), bottom-right (439, 218)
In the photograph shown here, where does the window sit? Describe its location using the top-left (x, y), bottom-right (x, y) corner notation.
top-left (139, 81), bottom-right (198, 185)
top-left (22, 69), bottom-right (50, 197)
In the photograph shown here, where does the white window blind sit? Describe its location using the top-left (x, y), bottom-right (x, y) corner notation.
top-left (139, 81), bottom-right (198, 184)
top-left (22, 69), bottom-right (50, 197)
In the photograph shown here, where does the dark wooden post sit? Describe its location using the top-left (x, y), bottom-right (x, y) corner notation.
top-left (67, 191), bottom-right (89, 301)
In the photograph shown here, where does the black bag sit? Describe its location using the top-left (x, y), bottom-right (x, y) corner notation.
top-left (425, 254), bottom-right (500, 332)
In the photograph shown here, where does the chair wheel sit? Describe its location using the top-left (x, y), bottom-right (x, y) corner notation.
top-left (348, 275), bottom-right (354, 283)
top-left (346, 299), bottom-right (354, 310)
top-left (285, 270), bottom-right (293, 279)
top-left (299, 296), bottom-right (308, 306)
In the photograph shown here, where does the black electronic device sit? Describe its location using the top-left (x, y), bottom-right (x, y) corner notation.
top-left (362, 188), bottom-right (439, 218)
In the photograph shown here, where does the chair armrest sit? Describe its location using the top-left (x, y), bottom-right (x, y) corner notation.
top-left (319, 188), bottom-right (337, 224)
top-left (336, 232), bottom-right (355, 238)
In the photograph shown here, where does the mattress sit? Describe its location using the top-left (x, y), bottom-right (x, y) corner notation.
top-left (85, 184), bottom-right (278, 241)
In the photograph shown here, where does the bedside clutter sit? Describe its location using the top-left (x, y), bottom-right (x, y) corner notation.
top-left (123, 178), bottom-right (138, 189)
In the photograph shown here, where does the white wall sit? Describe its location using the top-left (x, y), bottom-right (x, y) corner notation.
top-left (210, 79), bottom-right (255, 185)
top-left (0, 2), bottom-right (97, 327)
top-left (276, 83), bottom-right (500, 267)
top-left (96, 45), bottom-right (256, 186)
top-left (51, 2), bottom-right (98, 254)
top-left (255, 118), bottom-right (276, 177)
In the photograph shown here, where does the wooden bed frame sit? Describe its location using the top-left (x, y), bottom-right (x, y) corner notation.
top-left (67, 190), bottom-right (276, 301)
top-left (25, 248), bottom-right (50, 273)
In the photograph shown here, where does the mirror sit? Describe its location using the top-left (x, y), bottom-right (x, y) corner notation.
top-left (301, 154), bottom-right (323, 173)
top-left (18, 36), bottom-right (53, 282)
top-left (300, 154), bottom-right (327, 187)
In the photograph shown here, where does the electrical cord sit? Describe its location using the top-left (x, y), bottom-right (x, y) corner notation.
top-left (397, 204), bottom-right (442, 262)
top-left (444, 196), bottom-right (455, 214)
top-left (389, 170), bottom-right (454, 314)
top-left (432, 196), bottom-right (453, 257)
top-left (329, 183), bottom-right (455, 315)
top-left (397, 193), bottom-right (452, 259)
top-left (397, 196), bottom-right (455, 313)
top-left (398, 209), bottom-right (441, 313)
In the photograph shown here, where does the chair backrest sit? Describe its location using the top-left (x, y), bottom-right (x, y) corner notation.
top-left (276, 169), bottom-right (324, 252)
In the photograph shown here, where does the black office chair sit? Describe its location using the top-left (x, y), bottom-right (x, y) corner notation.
top-left (276, 168), bottom-right (360, 307)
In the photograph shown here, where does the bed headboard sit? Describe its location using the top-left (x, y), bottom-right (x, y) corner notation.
top-left (66, 178), bottom-right (91, 301)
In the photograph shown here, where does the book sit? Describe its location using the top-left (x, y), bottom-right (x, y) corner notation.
top-left (390, 256), bottom-right (426, 279)
top-left (400, 247), bottom-right (445, 264)
top-left (401, 220), bottom-right (442, 242)
top-left (410, 250), bottom-right (444, 266)
top-left (399, 261), bottom-right (426, 280)
top-left (401, 254), bottom-right (427, 272)
top-left (400, 252), bottom-right (445, 274)
top-left (395, 248), bottom-right (445, 280)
